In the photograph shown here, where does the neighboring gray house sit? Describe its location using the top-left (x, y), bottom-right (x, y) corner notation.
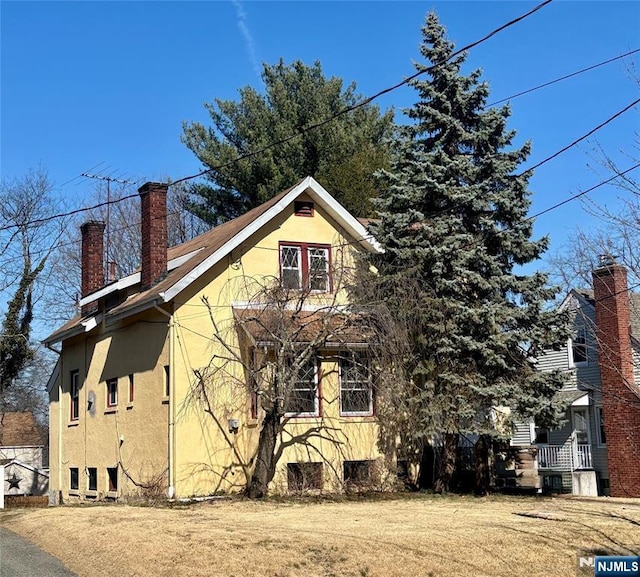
top-left (510, 258), bottom-right (640, 497)
top-left (0, 412), bottom-right (49, 497)
top-left (511, 289), bottom-right (608, 495)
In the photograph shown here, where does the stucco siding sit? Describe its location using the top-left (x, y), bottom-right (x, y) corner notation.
top-left (169, 197), bottom-right (382, 497)
top-left (50, 311), bottom-right (170, 501)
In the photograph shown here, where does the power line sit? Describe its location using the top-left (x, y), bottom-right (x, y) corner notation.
top-left (528, 162), bottom-right (640, 220)
top-left (487, 47), bottom-right (640, 108)
top-left (169, 0), bottom-right (554, 187)
top-left (519, 97), bottom-right (640, 175)
top-left (0, 0), bottom-right (554, 233)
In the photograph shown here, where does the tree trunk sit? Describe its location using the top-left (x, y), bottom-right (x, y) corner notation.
top-left (418, 442), bottom-right (435, 490)
top-left (433, 433), bottom-right (458, 494)
top-left (474, 434), bottom-right (495, 496)
top-left (246, 406), bottom-right (280, 499)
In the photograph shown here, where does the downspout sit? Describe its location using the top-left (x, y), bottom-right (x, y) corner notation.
top-left (154, 302), bottom-right (175, 499)
top-left (46, 342), bottom-right (63, 503)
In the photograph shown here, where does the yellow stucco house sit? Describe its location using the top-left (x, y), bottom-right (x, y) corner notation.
top-left (45, 177), bottom-right (386, 501)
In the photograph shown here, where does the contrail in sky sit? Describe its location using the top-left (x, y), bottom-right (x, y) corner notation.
top-left (231, 0), bottom-right (262, 82)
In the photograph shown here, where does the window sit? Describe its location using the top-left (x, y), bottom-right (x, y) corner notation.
top-left (128, 374), bottom-right (134, 404)
top-left (343, 460), bottom-right (372, 486)
top-left (107, 467), bottom-right (118, 492)
top-left (70, 467), bottom-right (79, 490)
top-left (572, 408), bottom-right (589, 445)
top-left (287, 462), bottom-right (323, 491)
top-left (87, 467), bottom-right (97, 491)
top-left (280, 243), bottom-right (330, 292)
top-left (164, 365), bottom-right (170, 398)
top-left (106, 378), bottom-right (118, 408)
top-left (571, 327), bottom-right (588, 365)
top-left (70, 370), bottom-right (80, 421)
top-left (596, 406), bottom-right (606, 446)
top-left (534, 427), bottom-right (548, 444)
top-left (285, 358), bottom-right (318, 416)
top-left (340, 353), bottom-right (373, 416)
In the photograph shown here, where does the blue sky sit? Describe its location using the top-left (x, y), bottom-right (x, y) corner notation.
top-left (1, 1), bottom-right (639, 268)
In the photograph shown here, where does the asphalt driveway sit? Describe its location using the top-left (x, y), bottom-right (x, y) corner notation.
top-left (0, 527), bottom-right (77, 577)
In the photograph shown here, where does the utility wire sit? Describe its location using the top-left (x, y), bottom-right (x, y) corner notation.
top-left (487, 47), bottom-right (640, 107)
top-left (527, 162), bottom-right (640, 220)
top-left (169, 0), bottom-right (554, 187)
top-left (0, 0), bottom-right (554, 233)
top-left (519, 97), bottom-right (640, 175)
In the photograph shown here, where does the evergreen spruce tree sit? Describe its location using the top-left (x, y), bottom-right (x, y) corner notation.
top-left (365, 14), bottom-right (570, 493)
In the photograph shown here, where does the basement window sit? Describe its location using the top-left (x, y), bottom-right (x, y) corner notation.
top-left (287, 462), bottom-right (323, 492)
top-left (343, 460), bottom-right (373, 486)
top-left (70, 467), bottom-right (79, 490)
top-left (107, 467), bottom-right (118, 492)
top-left (87, 467), bottom-right (98, 491)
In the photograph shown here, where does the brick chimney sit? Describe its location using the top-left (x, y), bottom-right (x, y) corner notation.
top-left (139, 182), bottom-right (168, 290)
top-left (80, 220), bottom-right (105, 315)
top-left (592, 256), bottom-right (640, 497)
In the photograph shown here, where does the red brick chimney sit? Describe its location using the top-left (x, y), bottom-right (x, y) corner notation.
top-left (592, 256), bottom-right (640, 497)
top-left (80, 220), bottom-right (105, 315)
top-left (139, 182), bottom-right (168, 290)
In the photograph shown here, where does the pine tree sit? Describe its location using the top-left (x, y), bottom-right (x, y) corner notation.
top-left (182, 60), bottom-right (394, 223)
top-left (364, 13), bottom-right (569, 493)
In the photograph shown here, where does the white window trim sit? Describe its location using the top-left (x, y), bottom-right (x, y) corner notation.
top-left (281, 245), bottom-right (303, 290)
top-left (568, 333), bottom-right (589, 369)
top-left (571, 407), bottom-right (591, 446)
top-left (339, 355), bottom-right (373, 417)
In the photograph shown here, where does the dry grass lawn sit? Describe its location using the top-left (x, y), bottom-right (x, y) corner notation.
top-left (2, 494), bottom-right (640, 577)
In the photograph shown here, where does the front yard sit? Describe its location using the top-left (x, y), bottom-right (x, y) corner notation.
top-left (1, 494), bottom-right (639, 577)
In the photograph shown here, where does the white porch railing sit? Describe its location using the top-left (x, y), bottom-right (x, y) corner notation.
top-left (537, 443), bottom-right (592, 471)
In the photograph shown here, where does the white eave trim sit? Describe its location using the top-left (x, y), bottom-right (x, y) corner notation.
top-left (161, 177), bottom-right (381, 303)
top-left (571, 394), bottom-right (590, 407)
top-left (78, 247), bottom-right (204, 307)
top-left (79, 273), bottom-right (141, 307)
top-left (43, 313), bottom-right (103, 346)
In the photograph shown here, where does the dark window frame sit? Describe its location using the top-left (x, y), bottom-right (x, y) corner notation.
top-left (70, 467), bottom-right (79, 490)
top-left (87, 467), bottom-right (98, 492)
top-left (287, 462), bottom-right (323, 492)
top-left (106, 378), bottom-right (118, 408)
top-left (107, 467), bottom-right (118, 492)
top-left (70, 370), bottom-right (80, 421)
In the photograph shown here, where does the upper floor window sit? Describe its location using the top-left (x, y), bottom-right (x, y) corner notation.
top-left (571, 327), bottom-right (588, 365)
top-left (280, 243), bottom-right (330, 292)
top-left (70, 370), bottom-right (80, 421)
top-left (340, 353), bottom-right (373, 416)
top-left (285, 357), bottom-right (319, 416)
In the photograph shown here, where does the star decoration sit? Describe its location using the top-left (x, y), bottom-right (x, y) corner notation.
top-left (7, 472), bottom-right (22, 490)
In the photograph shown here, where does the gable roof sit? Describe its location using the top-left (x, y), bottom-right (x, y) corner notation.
top-left (44, 177), bottom-right (380, 345)
top-left (0, 412), bottom-right (43, 447)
